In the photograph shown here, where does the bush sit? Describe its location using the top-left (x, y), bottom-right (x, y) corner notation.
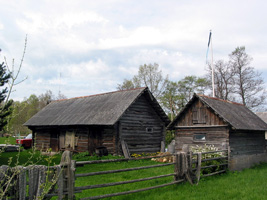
top-left (190, 144), bottom-right (225, 175)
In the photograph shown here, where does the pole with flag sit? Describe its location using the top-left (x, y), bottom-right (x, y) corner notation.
top-left (206, 30), bottom-right (215, 97)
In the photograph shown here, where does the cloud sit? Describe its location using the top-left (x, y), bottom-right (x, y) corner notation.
top-left (1, 0), bottom-right (267, 102)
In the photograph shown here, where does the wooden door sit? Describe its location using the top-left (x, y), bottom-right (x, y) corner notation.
top-left (50, 132), bottom-right (59, 152)
top-left (65, 131), bottom-right (75, 150)
top-left (88, 128), bottom-right (102, 154)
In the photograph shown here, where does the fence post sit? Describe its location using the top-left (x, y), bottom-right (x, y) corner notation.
top-left (173, 153), bottom-right (179, 181)
top-left (60, 150), bottom-right (75, 200)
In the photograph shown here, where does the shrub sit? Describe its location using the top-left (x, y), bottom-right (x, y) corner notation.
top-left (190, 144), bottom-right (225, 175)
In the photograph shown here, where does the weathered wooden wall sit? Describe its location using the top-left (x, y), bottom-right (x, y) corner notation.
top-left (175, 126), bottom-right (229, 152)
top-left (229, 130), bottom-right (266, 156)
top-left (35, 129), bottom-right (50, 150)
top-left (177, 100), bottom-right (227, 127)
top-left (173, 99), bottom-right (229, 152)
top-left (102, 127), bottom-right (117, 155)
top-left (119, 95), bottom-right (165, 154)
top-left (32, 94), bottom-right (167, 155)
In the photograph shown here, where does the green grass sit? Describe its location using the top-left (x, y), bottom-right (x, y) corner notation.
top-left (0, 136), bottom-right (16, 145)
top-left (1, 147), bottom-right (267, 200)
top-left (0, 149), bottom-right (62, 167)
top-left (74, 161), bottom-right (267, 200)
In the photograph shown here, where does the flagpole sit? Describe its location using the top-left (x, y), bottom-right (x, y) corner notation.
top-left (210, 30), bottom-right (215, 97)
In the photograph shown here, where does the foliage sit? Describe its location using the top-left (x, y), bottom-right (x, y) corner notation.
top-left (160, 76), bottom-right (209, 119)
top-left (190, 144), bottom-right (225, 175)
top-left (0, 62), bottom-right (12, 131)
top-left (165, 130), bottom-right (175, 146)
top-left (5, 90), bottom-right (67, 135)
top-left (117, 63), bottom-right (168, 98)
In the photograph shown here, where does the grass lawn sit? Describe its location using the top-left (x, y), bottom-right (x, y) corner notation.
top-left (1, 146), bottom-right (266, 200)
top-left (0, 136), bottom-right (16, 145)
top-left (74, 161), bottom-right (267, 200)
top-left (0, 149), bottom-right (62, 167)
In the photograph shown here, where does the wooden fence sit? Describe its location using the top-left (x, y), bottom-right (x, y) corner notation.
top-left (0, 149), bottom-right (229, 199)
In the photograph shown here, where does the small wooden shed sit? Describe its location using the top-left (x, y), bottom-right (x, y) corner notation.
top-left (24, 87), bottom-right (170, 156)
top-left (168, 94), bottom-right (267, 170)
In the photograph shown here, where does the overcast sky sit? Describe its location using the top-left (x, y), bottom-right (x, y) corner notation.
top-left (1, 0), bottom-right (267, 101)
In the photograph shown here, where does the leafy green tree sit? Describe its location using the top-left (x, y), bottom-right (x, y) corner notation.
top-left (6, 90), bottom-right (66, 135)
top-left (0, 62), bottom-right (13, 131)
top-left (117, 63), bottom-right (168, 98)
top-left (160, 76), bottom-right (209, 119)
top-left (117, 79), bottom-right (135, 90)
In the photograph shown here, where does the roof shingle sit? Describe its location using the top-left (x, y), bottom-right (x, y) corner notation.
top-left (24, 87), bottom-right (170, 126)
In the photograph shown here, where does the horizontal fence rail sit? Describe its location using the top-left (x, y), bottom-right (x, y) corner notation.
top-left (76, 163), bottom-right (173, 177)
top-left (1, 148), bottom-right (230, 199)
top-left (74, 149), bottom-right (229, 199)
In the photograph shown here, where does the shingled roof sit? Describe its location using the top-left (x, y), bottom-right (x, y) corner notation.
top-left (168, 94), bottom-right (267, 131)
top-left (24, 87), bottom-right (170, 127)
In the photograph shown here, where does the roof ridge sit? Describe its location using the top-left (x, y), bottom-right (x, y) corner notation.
top-left (54, 87), bottom-right (147, 102)
top-left (197, 94), bottom-right (244, 106)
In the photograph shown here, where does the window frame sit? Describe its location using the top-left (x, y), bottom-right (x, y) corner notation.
top-left (193, 133), bottom-right (206, 142)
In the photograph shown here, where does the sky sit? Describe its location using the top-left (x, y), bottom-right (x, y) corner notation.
top-left (0, 0), bottom-right (267, 101)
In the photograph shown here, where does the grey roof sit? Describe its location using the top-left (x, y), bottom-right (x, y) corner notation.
top-left (168, 94), bottom-right (267, 131)
top-left (256, 112), bottom-right (267, 124)
top-left (24, 87), bottom-right (170, 127)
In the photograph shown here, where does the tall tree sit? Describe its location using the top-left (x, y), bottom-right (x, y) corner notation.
top-left (0, 62), bottom-right (12, 131)
top-left (229, 46), bottom-right (266, 109)
top-left (207, 60), bottom-right (235, 100)
top-left (206, 46), bottom-right (266, 110)
top-left (117, 79), bottom-right (135, 91)
top-left (160, 76), bottom-right (209, 119)
top-left (6, 90), bottom-right (67, 135)
top-left (117, 63), bottom-right (168, 98)
top-left (160, 81), bottom-right (179, 120)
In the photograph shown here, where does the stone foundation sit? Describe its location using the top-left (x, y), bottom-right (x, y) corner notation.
top-left (229, 153), bottom-right (267, 171)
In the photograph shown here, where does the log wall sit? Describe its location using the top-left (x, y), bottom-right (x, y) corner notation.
top-left (177, 99), bottom-right (227, 127)
top-left (229, 130), bottom-right (266, 156)
top-left (119, 95), bottom-right (165, 154)
top-left (175, 126), bottom-right (229, 152)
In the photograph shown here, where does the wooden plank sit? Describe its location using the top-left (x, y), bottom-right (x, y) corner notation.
top-left (121, 140), bottom-right (130, 158)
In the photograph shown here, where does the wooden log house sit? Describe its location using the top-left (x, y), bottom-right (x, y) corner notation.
top-left (24, 87), bottom-right (170, 156)
top-left (168, 94), bottom-right (267, 170)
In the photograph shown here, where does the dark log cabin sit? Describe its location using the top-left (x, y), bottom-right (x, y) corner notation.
top-left (24, 87), bottom-right (170, 156)
top-left (168, 94), bottom-right (267, 170)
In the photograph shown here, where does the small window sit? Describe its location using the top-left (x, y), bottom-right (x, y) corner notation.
top-left (146, 127), bottom-right (154, 133)
top-left (193, 134), bottom-right (206, 141)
